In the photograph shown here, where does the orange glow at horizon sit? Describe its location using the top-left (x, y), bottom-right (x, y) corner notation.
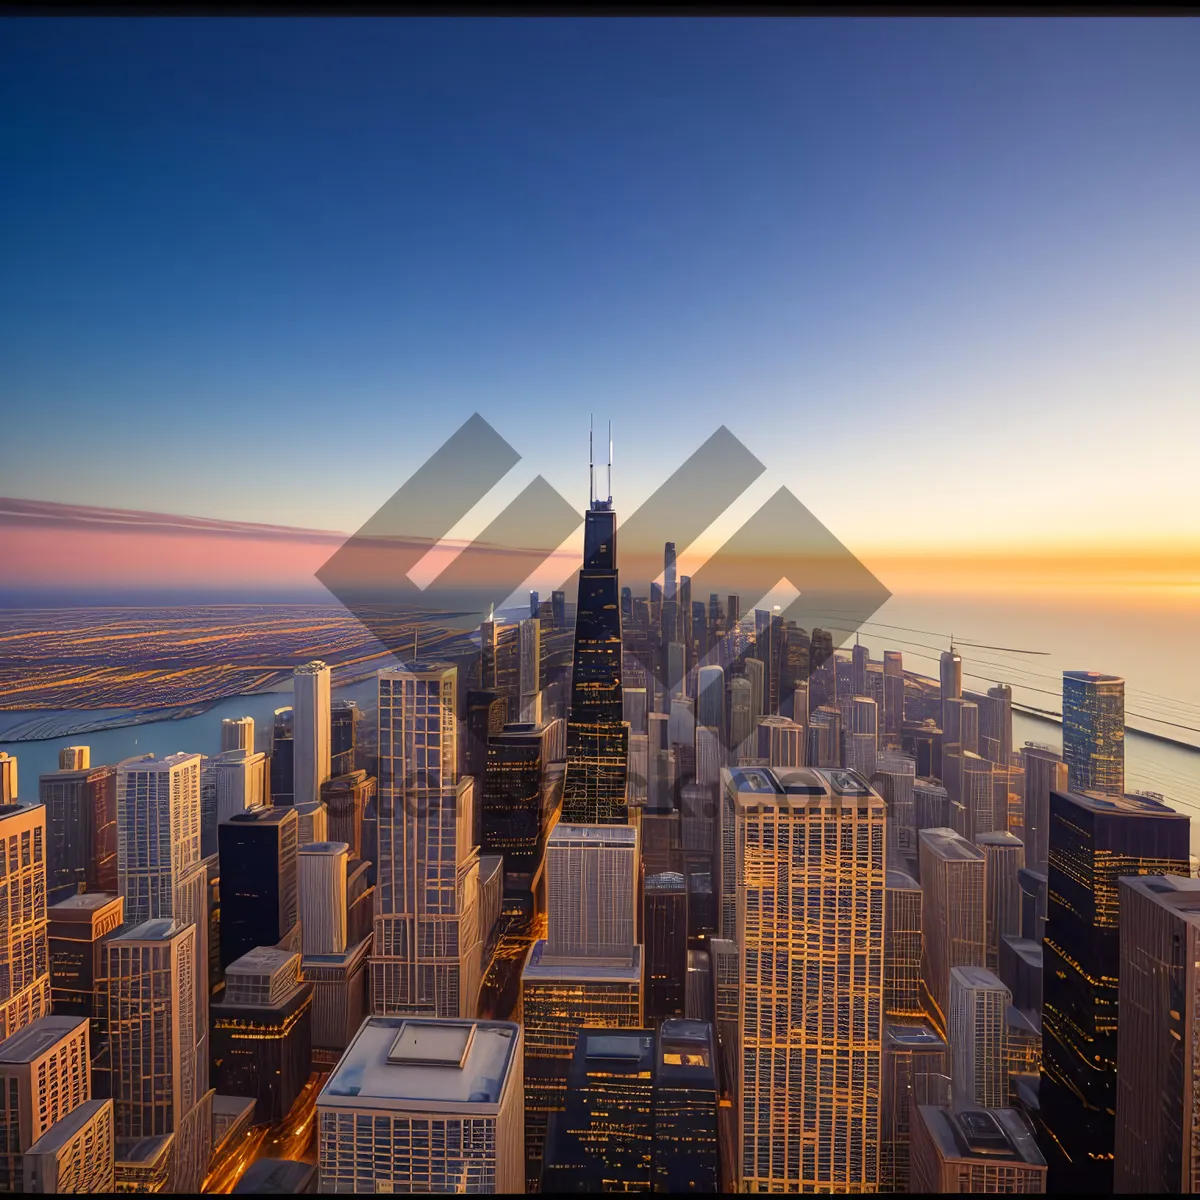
top-left (2, 514), bottom-right (1196, 607)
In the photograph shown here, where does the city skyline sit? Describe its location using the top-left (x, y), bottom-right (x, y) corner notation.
top-left (1, 14), bottom-right (1199, 1196)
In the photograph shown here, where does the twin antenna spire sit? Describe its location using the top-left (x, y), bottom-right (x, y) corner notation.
top-left (589, 415), bottom-right (613, 508)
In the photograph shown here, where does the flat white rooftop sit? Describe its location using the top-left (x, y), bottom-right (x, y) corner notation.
top-left (548, 823), bottom-right (638, 845)
top-left (522, 939), bottom-right (643, 982)
top-left (319, 1017), bottom-right (519, 1112)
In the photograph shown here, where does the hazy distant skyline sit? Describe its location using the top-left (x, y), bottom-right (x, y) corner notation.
top-left (3, 17), bottom-right (1198, 555)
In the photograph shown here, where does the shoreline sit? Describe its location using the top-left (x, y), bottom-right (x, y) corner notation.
top-left (3, 680), bottom-right (1196, 758)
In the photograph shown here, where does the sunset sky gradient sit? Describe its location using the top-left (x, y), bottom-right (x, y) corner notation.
top-left (2, 17), bottom-right (1198, 578)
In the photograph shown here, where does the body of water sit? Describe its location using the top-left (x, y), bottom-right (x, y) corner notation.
top-left (3, 591), bottom-right (1197, 850)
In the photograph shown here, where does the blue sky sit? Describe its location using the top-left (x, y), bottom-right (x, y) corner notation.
top-left (2, 17), bottom-right (1198, 552)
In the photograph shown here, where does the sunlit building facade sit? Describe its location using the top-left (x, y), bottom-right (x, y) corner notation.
top-left (0, 1015), bottom-right (90, 1191)
top-left (102, 919), bottom-right (211, 1194)
top-left (976, 830), bottom-right (1024, 971)
top-left (1021, 743), bottom-right (1069, 875)
top-left (46, 891), bottom-right (123, 1061)
top-left (372, 661), bottom-right (482, 1019)
top-left (885, 869), bottom-right (923, 1020)
top-left (114, 752), bottom-right (208, 1097)
top-left (949, 965), bottom-right (1010, 1110)
top-left (918, 827), bottom-right (985, 1032)
top-left (220, 717), bottom-right (254, 754)
top-left (292, 659), bottom-right (332, 809)
top-left (732, 766), bottom-right (887, 1192)
top-left (317, 1017), bottom-right (524, 1194)
top-left (911, 1105), bottom-right (1047, 1193)
top-left (0, 799), bottom-right (52, 1042)
top-left (22, 1096), bottom-right (114, 1194)
top-left (320, 768), bottom-right (374, 861)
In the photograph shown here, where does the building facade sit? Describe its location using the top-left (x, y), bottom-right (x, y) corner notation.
top-left (1062, 670), bottom-right (1125, 796)
top-left (1039, 789), bottom-right (1190, 1193)
top-left (317, 1017), bottom-right (524, 1194)
top-left (1114, 874), bottom-right (1200, 1193)
top-left (372, 662), bottom-right (482, 1020)
top-left (732, 766), bottom-right (887, 1191)
top-left (918, 827), bottom-right (986, 1032)
top-left (0, 800), bottom-right (52, 1042)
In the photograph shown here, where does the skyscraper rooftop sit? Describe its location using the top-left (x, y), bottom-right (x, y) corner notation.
top-left (0, 1015), bottom-right (87, 1064)
top-left (320, 1017), bottom-right (520, 1110)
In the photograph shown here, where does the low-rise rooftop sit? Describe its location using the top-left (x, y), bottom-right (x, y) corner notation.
top-left (0, 1016), bottom-right (87, 1064)
top-left (319, 1017), bottom-right (519, 1112)
top-left (1056, 789), bottom-right (1187, 818)
top-left (47, 891), bottom-right (122, 915)
top-left (548, 823), bottom-right (637, 845)
top-left (885, 1021), bottom-right (947, 1050)
top-left (919, 827), bottom-right (985, 862)
top-left (300, 841), bottom-right (349, 857)
top-left (113, 918), bottom-right (180, 942)
top-left (25, 1099), bottom-right (111, 1157)
top-left (523, 939), bottom-right (643, 982)
top-left (918, 1105), bottom-right (1046, 1167)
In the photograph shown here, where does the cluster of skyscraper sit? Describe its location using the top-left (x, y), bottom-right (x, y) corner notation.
top-left (0, 453), bottom-right (1195, 1195)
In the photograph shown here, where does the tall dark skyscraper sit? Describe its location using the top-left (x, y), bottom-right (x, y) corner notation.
top-left (562, 463), bottom-right (628, 825)
top-left (543, 1028), bottom-right (656, 1191)
top-left (1039, 788), bottom-right (1189, 1194)
top-left (482, 719), bottom-right (566, 888)
top-left (644, 870), bottom-right (688, 1022)
top-left (552, 590), bottom-right (567, 630)
top-left (330, 699), bottom-right (360, 777)
top-left (653, 1018), bottom-right (720, 1192)
top-left (662, 541), bottom-right (679, 652)
top-left (218, 806), bottom-right (300, 973)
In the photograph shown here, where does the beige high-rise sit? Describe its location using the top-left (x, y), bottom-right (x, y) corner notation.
top-left (918, 827), bottom-right (985, 1032)
top-left (731, 765), bottom-right (886, 1192)
top-left (293, 660), bottom-right (332, 809)
top-left (103, 918), bottom-right (211, 1193)
top-left (0, 1015), bottom-right (90, 1190)
top-left (0, 799), bottom-right (51, 1042)
top-left (372, 662), bottom-right (482, 1019)
top-left (949, 965), bottom-right (1010, 1110)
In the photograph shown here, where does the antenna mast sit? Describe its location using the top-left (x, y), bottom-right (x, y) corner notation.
top-left (589, 414), bottom-right (595, 508)
top-left (607, 420), bottom-right (613, 503)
